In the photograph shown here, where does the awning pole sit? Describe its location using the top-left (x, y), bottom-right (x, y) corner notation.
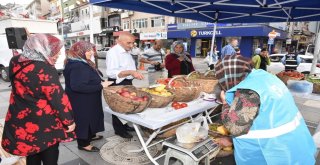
top-left (209, 22), bottom-right (217, 65)
top-left (311, 21), bottom-right (320, 74)
top-left (89, 4), bottom-right (94, 43)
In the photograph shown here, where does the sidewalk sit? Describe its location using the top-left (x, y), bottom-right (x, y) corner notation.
top-left (0, 57), bottom-right (319, 164)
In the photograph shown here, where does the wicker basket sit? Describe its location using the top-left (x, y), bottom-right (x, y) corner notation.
top-left (187, 70), bottom-right (217, 80)
top-left (147, 91), bottom-right (175, 108)
top-left (103, 85), bottom-right (152, 114)
top-left (276, 71), bottom-right (304, 85)
top-left (313, 83), bottom-right (320, 94)
top-left (186, 71), bottom-right (218, 94)
top-left (167, 76), bottom-right (200, 102)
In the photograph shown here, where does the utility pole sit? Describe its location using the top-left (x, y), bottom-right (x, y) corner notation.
top-left (59, 0), bottom-right (64, 41)
top-left (310, 21), bottom-right (320, 74)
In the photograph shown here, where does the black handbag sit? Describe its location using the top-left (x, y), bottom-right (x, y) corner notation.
top-left (154, 52), bottom-right (163, 71)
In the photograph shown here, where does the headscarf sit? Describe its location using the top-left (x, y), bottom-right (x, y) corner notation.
top-left (214, 55), bottom-right (252, 91)
top-left (19, 34), bottom-right (63, 65)
top-left (171, 41), bottom-right (191, 62)
top-left (255, 48), bottom-right (261, 55)
top-left (67, 41), bottom-right (96, 69)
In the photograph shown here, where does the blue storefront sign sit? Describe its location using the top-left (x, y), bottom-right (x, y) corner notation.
top-left (168, 26), bottom-right (287, 39)
top-left (167, 24), bottom-right (287, 58)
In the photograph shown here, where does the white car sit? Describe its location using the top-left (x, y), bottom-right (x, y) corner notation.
top-left (267, 54), bottom-right (320, 74)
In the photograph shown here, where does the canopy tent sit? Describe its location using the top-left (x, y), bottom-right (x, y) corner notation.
top-left (90, 0), bottom-right (320, 23)
top-left (90, 0), bottom-right (320, 73)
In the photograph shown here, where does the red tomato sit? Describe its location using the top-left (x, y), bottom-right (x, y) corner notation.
top-left (180, 103), bottom-right (188, 108)
top-left (171, 102), bottom-right (180, 107)
top-left (173, 105), bottom-right (182, 110)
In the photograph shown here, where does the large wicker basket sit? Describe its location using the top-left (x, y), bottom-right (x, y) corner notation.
top-left (103, 85), bottom-right (152, 114)
top-left (313, 83), bottom-right (320, 94)
top-left (167, 76), bottom-right (201, 102)
top-left (147, 91), bottom-right (174, 108)
top-left (187, 70), bottom-right (217, 80)
top-left (276, 71), bottom-right (304, 85)
top-left (187, 71), bottom-right (218, 94)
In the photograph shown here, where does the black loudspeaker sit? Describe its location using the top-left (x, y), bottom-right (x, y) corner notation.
top-left (5, 27), bottom-right (28, 49)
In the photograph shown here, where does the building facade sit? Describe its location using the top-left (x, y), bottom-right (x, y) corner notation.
top-left (25, 0), bottom-right (50, 19)
top-left (167, 22), bottom-right (288, 58)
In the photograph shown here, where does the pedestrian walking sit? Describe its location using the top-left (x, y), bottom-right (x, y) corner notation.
top-left (130, 42), bottom-right (140, 69)
top-left (220, 37), bottom-right (238, 59)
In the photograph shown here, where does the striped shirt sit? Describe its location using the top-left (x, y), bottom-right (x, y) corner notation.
top-left (142, 47), bottom-right (165, 72)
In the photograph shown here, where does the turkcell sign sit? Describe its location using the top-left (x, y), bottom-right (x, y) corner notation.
top-left (197, 30), bottom-right (222, 37)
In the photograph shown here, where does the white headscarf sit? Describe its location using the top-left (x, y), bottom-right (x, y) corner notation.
top-left (19, 34), bottom-right (63, 65)
top-left (171, 41), bottom-right (191, 62)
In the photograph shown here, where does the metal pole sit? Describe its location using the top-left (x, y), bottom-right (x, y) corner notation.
top-left (209, 22), bottom-right (217, 65)
top-left (60, 0), bottom-right (64, 41)
top-left (310, 21), bottom-right (320, 74)
top-left (89, 4), bottom-right (94, 43)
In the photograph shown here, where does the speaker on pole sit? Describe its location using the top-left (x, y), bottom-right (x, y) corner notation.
top-left (5, 27), bottom-right (28, 49)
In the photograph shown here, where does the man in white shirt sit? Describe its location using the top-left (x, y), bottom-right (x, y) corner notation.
top-left (106, 33), bottom-right (144, 138)
top-left (130, 42), bottom-right (140, 69)
top-left (140, 40), bottom-right (165, 85)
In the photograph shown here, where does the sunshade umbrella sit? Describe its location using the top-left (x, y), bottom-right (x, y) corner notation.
top-left (90, 0), bottom-right (320, 72)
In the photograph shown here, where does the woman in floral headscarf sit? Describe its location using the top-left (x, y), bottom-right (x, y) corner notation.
top-left (165, 41), bottom-right (195, 78)
top-left (2, 34), bottom-right (76, 165)
top-left (63, 41), bottom-right (111, 152)
top-left (214, 55), bottom-right (316, 165)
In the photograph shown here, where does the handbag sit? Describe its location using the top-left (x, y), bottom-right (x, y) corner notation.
top-left (154, 52), bottom-right (163, 71)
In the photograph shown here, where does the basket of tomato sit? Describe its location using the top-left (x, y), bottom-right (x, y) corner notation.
top-left (167, 76), bottom-right (201, 102)
top-left (276, 71), bottom-right (304, 85)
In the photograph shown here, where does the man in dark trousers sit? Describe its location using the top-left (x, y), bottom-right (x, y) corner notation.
top-left (281, 47), bottom-right (301, 71)
top-left (106, 33), bottom-right (144, 138)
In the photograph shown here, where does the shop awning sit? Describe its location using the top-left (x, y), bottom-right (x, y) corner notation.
top-left (89, 0), bottom-right (320, 23)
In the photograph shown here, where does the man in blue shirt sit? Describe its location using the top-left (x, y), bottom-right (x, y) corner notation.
top-left (220, 37), bottom-right (238, 59)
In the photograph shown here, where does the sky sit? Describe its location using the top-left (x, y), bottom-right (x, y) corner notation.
top-left (0, 0), bottom-right (33, 5)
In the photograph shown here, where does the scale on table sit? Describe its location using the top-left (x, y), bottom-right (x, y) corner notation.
top-left (162, 137), bottom-right (220, 165)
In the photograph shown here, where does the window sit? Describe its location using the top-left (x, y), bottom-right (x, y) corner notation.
top-left (132, 18), bottom-right (148, 29)
top-left (151, 16), bottom-right (165, 27)
top-left (123, 21), bottom-right (130, 30)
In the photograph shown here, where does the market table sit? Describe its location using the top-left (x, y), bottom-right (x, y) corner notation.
top-left (104, 98), bottom-right (219, 165)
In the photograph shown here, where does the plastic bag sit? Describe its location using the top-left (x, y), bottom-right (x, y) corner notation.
top-left (287, 80), bottom-right (313, 94)
top-left (176, 116), bottom-right (208, 143)
top-left (204, 55), bottom-right (210, 65)
top-left (313, 131), bottom-right (320, 148)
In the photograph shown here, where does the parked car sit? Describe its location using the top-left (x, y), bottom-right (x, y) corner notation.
top-left (267, 54), bottom-right (320, 74)
top-left (97, 47), bottom-right (110, 59)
